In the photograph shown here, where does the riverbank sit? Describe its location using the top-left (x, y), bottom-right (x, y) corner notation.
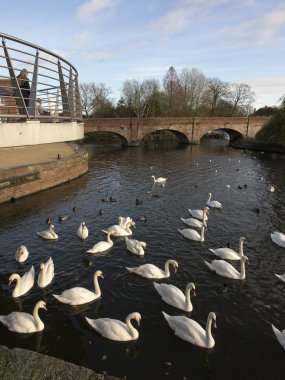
top-left (0, 345), bottom-right (120, 380)
top-left (0, 142), bottom-right (88, 204)
top-left (231, 141), bottom-right (285, 154)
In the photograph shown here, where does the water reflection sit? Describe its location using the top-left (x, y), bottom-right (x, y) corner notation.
top-left (0, 141), bottom-right (285, 379)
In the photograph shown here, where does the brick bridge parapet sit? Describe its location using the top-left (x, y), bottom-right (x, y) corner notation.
top-left (84, 116), bottom-right (270, 146)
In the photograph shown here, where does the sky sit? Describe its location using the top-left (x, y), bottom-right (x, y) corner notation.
top-left (1, 0), bottom-right (285, 109)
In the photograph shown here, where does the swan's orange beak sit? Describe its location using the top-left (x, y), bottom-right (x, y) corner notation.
top-left (191, 290), bottom-right (196, 297)
top-left (100, 274), bottom-right (104, 279)
top-left (213, 320), bottom-right (217, 328)
top-left (174, 266), bottom-right (178, 273)
top-left (8, 279), bottom-right (12, 286)
top-left (43, 305), bottom-right (47, 311)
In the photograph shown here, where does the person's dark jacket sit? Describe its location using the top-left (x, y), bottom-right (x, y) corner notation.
top-left (17, 75), bottom-right (30, 107)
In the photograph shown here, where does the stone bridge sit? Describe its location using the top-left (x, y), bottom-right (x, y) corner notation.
top-left (84, 116), bottom-right (270, 146)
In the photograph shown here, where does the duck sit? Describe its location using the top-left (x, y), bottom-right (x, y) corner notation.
top-left (269, 185), bottom-right (276, 193)
top-left (86, 231), bottom-right (116, 254)
top-left (151, 175), bottom-right (167, 187)
top-left (206, 193), bottom-right (222, 208)
top-left (37, 257), bottom-right (54, 288)
top-left (53, 270), bottom-right (103, 306)
top-left (126, 259), bottom-right (178, 279)
top-left (37, 224), bottom-right (58, 240)
top-left (135, 198), bottom-right (143, 206)
top-left (125, 237), bottom-right (147, 256)
top-left (45, 218), bottom-right (52, 225)
top-left (15, 245), bottom-right (29, 263)
top-left (162, 311), bottom-right (217, 348)
top-left (58, 215), bottom-right (69, 222)
top-left (77, 221), bottom-right (89, 240)
top-left (136, 215), bottom-right (147, 222)
top-left (118, 216), bottom-right (133, 230)
top-left (271, 232), bottom-right (285, 248)
top-left (188, 207), bottom-right (209, 221)
top-left (178, 225), bottom-right (205, 242)
top-left (85, 312), bottom-right (141, 341)
top-left (154, 282), bottom-right (196, 312)
top-left (102, 220), bottom-right (135, 237)
top-left (204, 256), bottom-right (248, 280)
top-left (272, 324), bottom-right (285, 351)
top-left (9, 266), bottom-right (35, 297)
top-left (0, 300), bottom-right (47, 333)
top-left (209, 237), bottom-right (245, 260)
top-left (275, 273), bottom-right (285, 282)
top-left (181, 207), bottom-right (208, 228)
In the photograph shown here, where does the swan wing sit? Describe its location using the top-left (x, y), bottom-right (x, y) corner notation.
top-left (0, 312), bottom-right (36, 333)
top-left (163, 312), bottom-right (206, 346)
top-left (53, 287), bottom-right (97, 305)
top-left (103, 225), bottom-right (129, 236)
top-left (272, 324), bottom-right (285, 350)
top-left (87, 241), bottom-right (112, 253)
top-left (126, 264), bottom-right (164, 278)
top-left (86, 317), bottom-right (134, 341)
top-left (271, 232), bottom-right (285, 248)
top-left (207, 201), bottom-right (222, 208)
top-left (205, 260), bottom-right (240, 279)
top-left (37, 230), bottom-right (55, 239)
top-left (154, 283), bottom-right (185, 310)
top-left (209, 248), bottom-right (240, 260)
top-left (19, 266), bottom-right (35, 294)
top-left (181, 218), bottom-right (202, 228)
top-left (188, 209), bottom-right (208, 221)
top-left (275, 274), bottom-right (285, 282)
top-left (178, 229), bottom-right (200, 241)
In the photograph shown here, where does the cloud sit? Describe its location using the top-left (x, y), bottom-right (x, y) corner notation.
top-left (75, 0), bottom-right (118, 22)
top-left (246, 76), bottom-right (285, 107)
top-left (222, 9), bottom-right (285, 45)
top-left (79, 50), bottom-right (119, 61)
top-left (71, 32), bottom-right (93, 46)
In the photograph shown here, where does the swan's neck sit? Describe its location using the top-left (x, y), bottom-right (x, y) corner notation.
top-left (164, 262), bottom-right (171, 276)
top-left (240, 260), bottom-right (246, 280)
top-left (239, 240), bottom-right (244, 257)
top-left (202, 211), bottom-right (207, 226)
top-left (125, 222), bottom-right (132, 233)
top-left (11, 275), bottom-right (21, 294)
top-left (185, 287), bottom-right (193, 311)
top-left (33, 305), bottom-right (44, 331)
top-left (93, 274), bottom-right (101, 297)
top-left (107, 233), bottom-right (112, 244)
top-left (200, 226), bottom-right (205, 242)
top-left (205, 315), bottom-right (215, 348)
top-left (126, 316), bottom-right (139, 339)
top-left (207, 194), bottom-right (212, 202)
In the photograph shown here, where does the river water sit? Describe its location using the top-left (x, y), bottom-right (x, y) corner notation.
top-left (0, 140), bottom-right (285, 380)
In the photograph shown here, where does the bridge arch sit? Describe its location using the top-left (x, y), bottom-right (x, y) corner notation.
top-left (201, 128), bottom-right (243, 143)
top-left (84, 130), bottom-right (129, 146)
top-left (140, 128), bottom-right (190, 144)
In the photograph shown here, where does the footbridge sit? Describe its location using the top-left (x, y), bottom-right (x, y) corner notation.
top-left (84, 116), bottom-right (270, 146)
top-left (0, 33), bottom-right (83, 148)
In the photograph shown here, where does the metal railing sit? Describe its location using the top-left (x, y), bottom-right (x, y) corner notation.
top-left (0, 33), bottom-right (82, 122)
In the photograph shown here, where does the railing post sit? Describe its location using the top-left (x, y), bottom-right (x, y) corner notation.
top-left (74, 77), bottom-right (82, 119)
top-left (2, 37), bottom-right (29, 118)
top-left (58, 60), bottom-right (70, 118)
top-left (68, 68), bottom-right (74, 120)
top-left (29, 50), bottom-right (39, 118)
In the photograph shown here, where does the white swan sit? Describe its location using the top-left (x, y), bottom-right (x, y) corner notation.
top-left (125, 237), bottom-right (146, 256)
top-left (271, 232), bottom-right (285, 248)
top-left (102, 220), bottom-right (135, 237)
top-left (188, 207), bottom-right (209, 221)
top-left (269, 185), bottom-right (276, 193)
top-left (154, 282), bottom-right (196, 312)
top-left (204, 256), bottom-right (248, 280)
top-left (275, 273), bottom-right (285, 282)
top-left (272, 324), bottom-right (285, 351)
top-left (53, 270), bottom-right (103, 306)
top-left (86, 230), bottom-right (115, 254)
top-left (151, 175), bottom-right (167, 187)
top-left (9, 266), bottom-right (35, 297)
top-left (126, 259), bottom-right (178, 279)
top-left (85, 312), bottom-right (141, 341)
top-left (37, 224), bottom-right (58, 240)
top-left (163, 311), bottom-right (217, 348)
top-left (15, 245), bottom-right (29, 263)
top-left (178, 225), bottom-right (205, 242)
top-left (77, 221), bottom-right (89, 240)
top-left (37, 257), bottom-right (54, 288)
top-left (209, 237), bottom-right (245, 260)
top-left (181, 207), bottom-right (208, 228)
top-left (0, 300), bottom-right (47, 333)
top-left (118, 216), bottom-right (132, 230)
top-left (206, 192), bottom-right (222, 208)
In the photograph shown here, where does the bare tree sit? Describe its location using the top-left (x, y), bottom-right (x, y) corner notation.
top-left (79, 82), bottom-right (93, 117)
top-left (163, 66), bottom-right (180, 115)
top-left (229, 83), bottom-right (255, 116)
top-left (205, 78), bottom-right (229, 116)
